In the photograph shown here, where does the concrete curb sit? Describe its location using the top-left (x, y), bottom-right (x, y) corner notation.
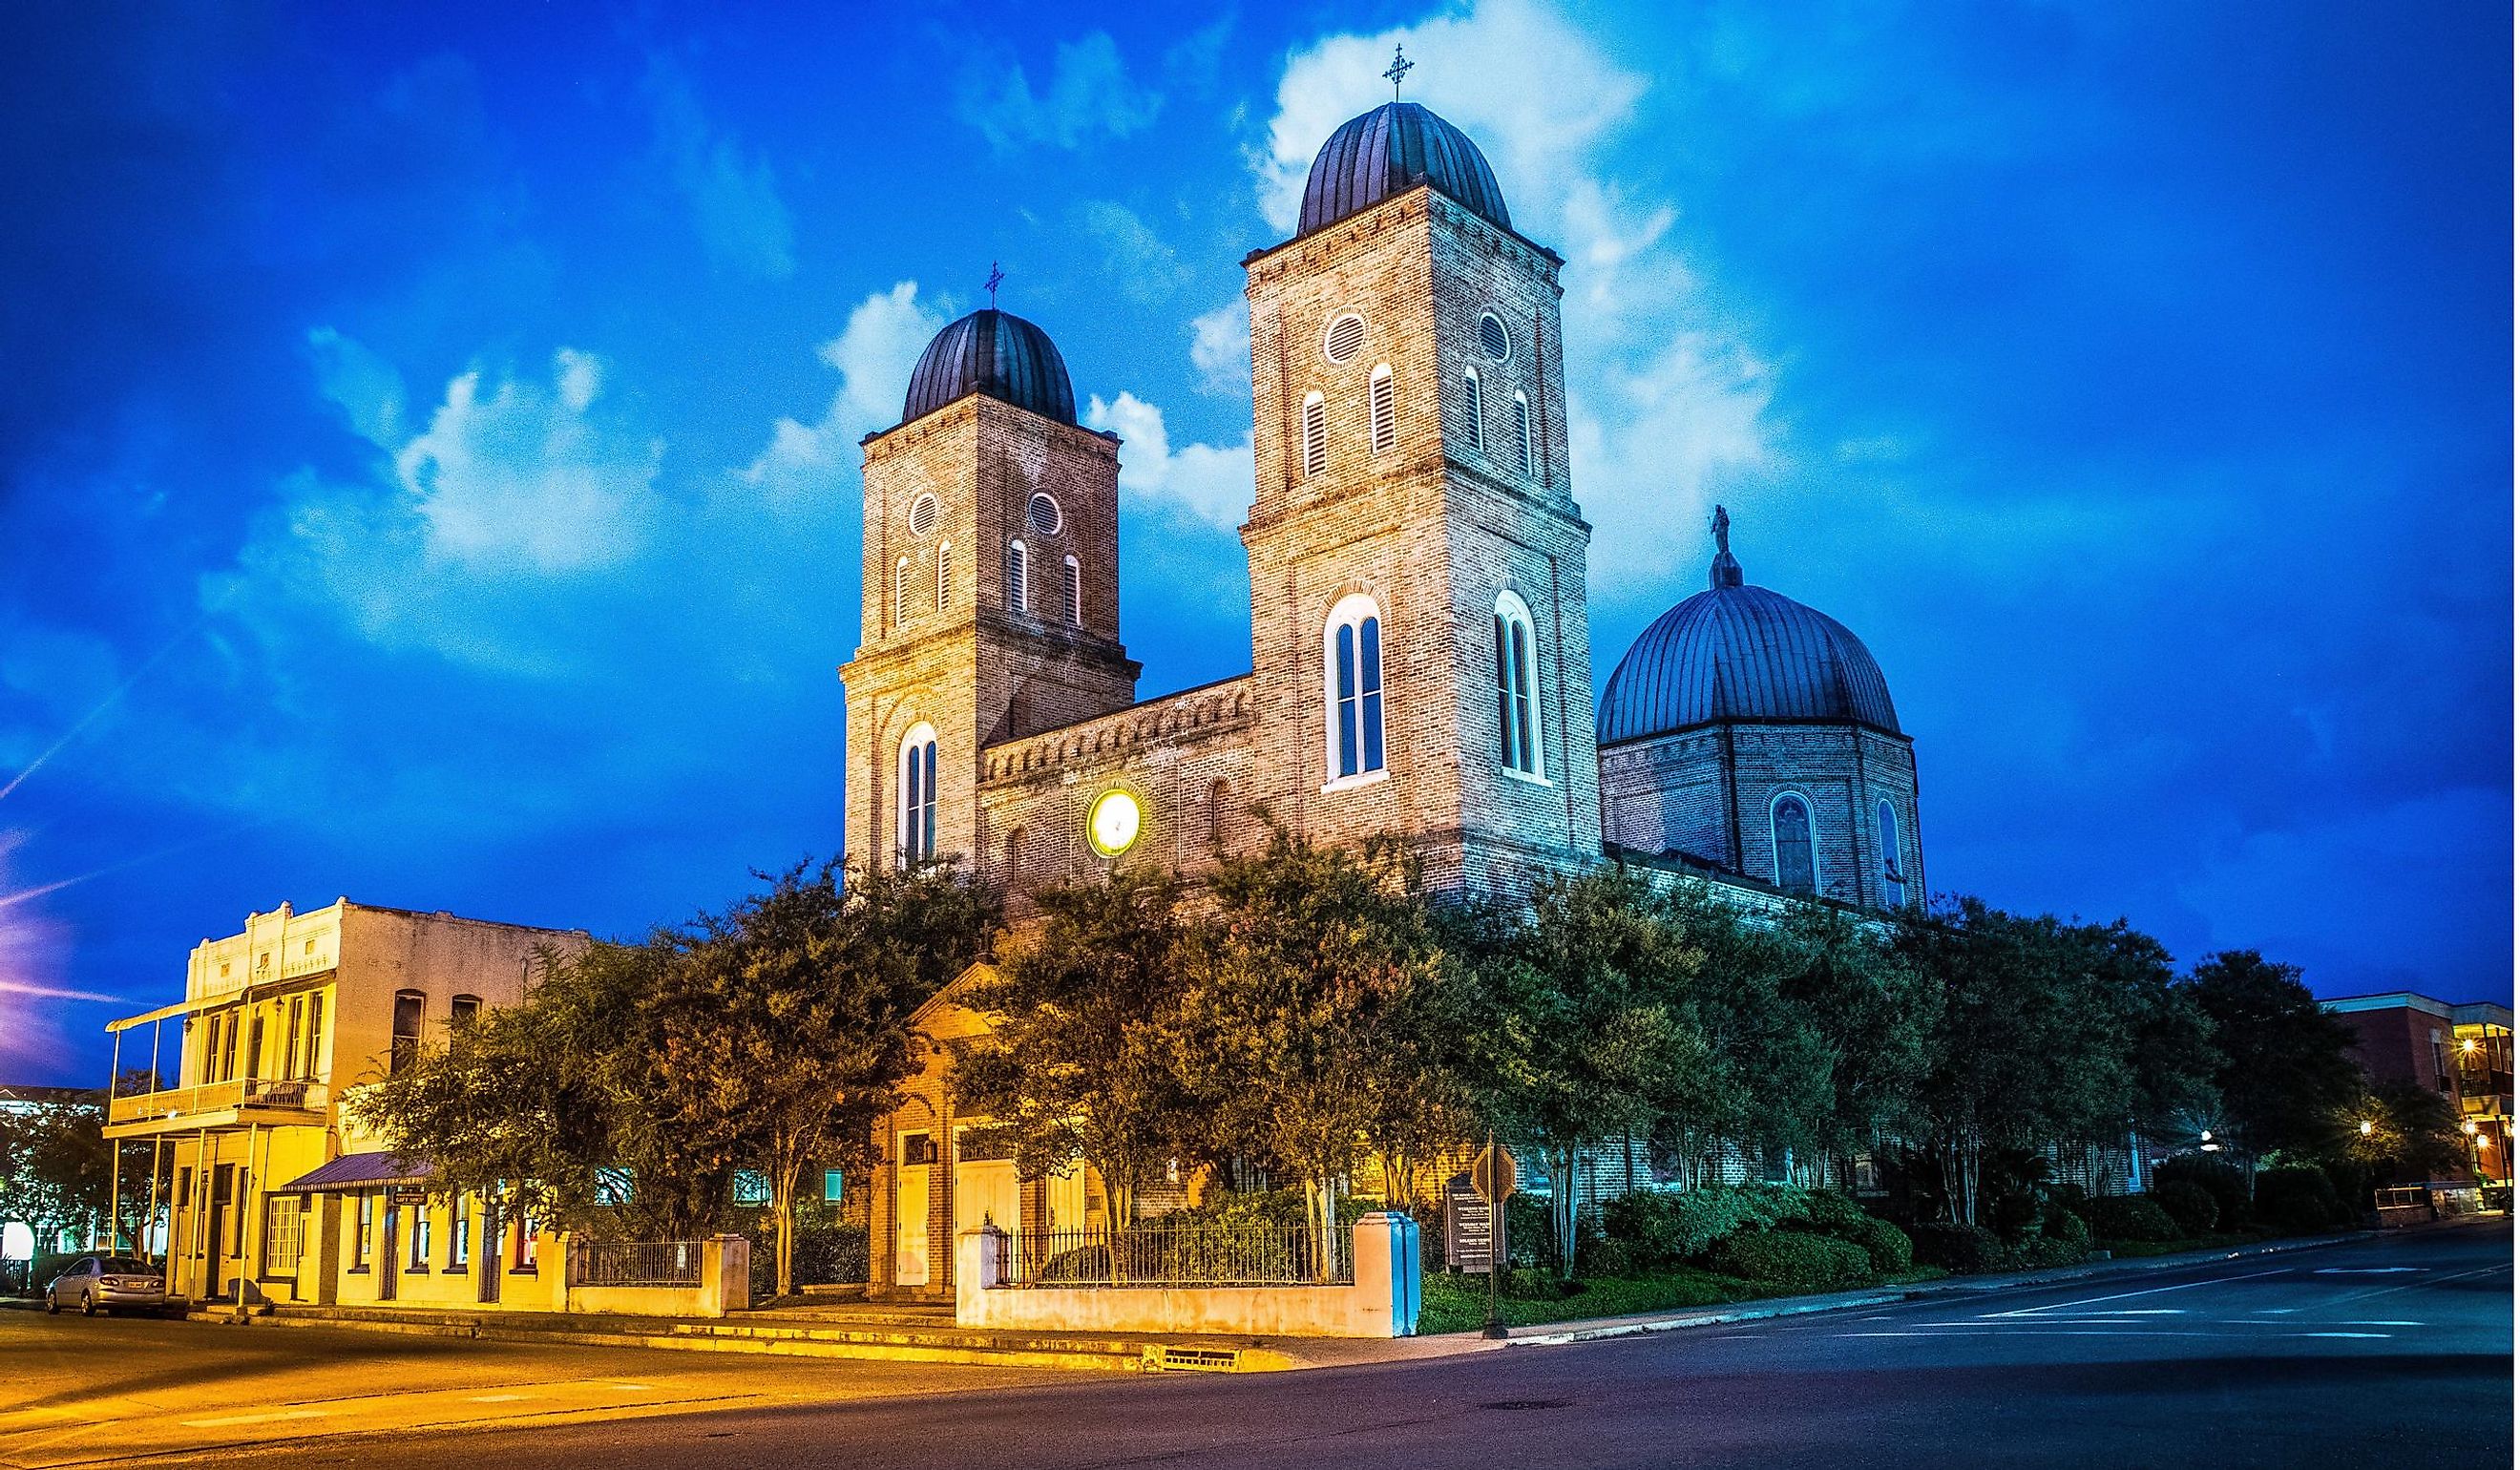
top-left (1496, 1230), bottom-right (2375, 1350)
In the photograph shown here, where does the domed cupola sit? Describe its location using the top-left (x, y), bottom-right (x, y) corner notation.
top-left (1600, 507), bottom-right (1901, 745)
top-left (901, 307), bottom-right (1077, 428)
top-left (1299, 101), bottom-right (1512, 238)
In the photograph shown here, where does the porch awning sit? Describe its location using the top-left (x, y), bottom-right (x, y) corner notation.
top-left (277, 1151), bottom-right (433, 1193)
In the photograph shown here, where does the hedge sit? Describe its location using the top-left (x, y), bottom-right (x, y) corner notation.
top-left (2152, 1155), bottom-right (2249, 1229)
top-left (2087, 1195), bottom-right (2179, 1243)
top-left (2152, 1181), bottom-right (2219, 1237)
top-left (1838, 1213), bottom-right (1914, 1274)
top-left (1706, 1229), bottom-right (1873, 1292)
top-left (2255, 1166), bottom-right (2343, 1234)
top-left (1904, 1221), bottom-right (2004, 1273)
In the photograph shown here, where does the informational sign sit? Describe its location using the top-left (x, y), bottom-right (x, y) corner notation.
top-left (1443, 1174), bottom-right (1494, 1273)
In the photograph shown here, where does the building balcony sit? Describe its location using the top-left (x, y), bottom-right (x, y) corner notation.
top-left (105, 1077), bottom-right (331, 1137)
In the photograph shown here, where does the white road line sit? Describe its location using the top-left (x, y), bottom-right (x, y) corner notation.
top-left (2298, 1332), bottom-right (2390, 1339)
top-left (1981, 1267), bottom-right (2294, 1319)
top-left (2341, 1320), bottom-right (2422, 1327)
top-left (2314, 1268), bottom-right (2421, 1275)
top-left (180, 1409), bottom-right (330, 1428)
top-left (469, 1393), bottom-right (533, 1403)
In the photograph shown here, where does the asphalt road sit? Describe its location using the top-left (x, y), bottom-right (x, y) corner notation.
top-left (4, 1222), bottom-right (2508, 1468)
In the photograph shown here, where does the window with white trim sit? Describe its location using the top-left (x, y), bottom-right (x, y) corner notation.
top-left (1301, 391), bottom-right (1328, 476)
top-left (1322, 311), bottom-right (1365, 365)
top-left (1005, 539), bottom-right (1029, 614)
top-left (1324, 595), bottom-right (1387, 782)
top-left (1369, 364), bottom-right (1395, 453)
top-left (908, 493), bottom-right (940, 536)
top-left (1061, 555), bottom-right (1082, 626)
top-left (1512, 390), bottom-right (1533, 475)
top-left (935, 541), bottom-right (951, 610)
top-left (1878, 800), bottom-right (1907, 909)
top-left (1772, 793), bottom-right (1816, 896)
top-left (1026, 493), bottom-right (1062, 537)
top-left (898, 723), bottom-right (938, 867)
top-left (1478, 310), bottom-right (1513, 363)
top-left (1462, 368), bottom-right (1484, 452)
top-left (1493, 592), bottom-right (1541, 777)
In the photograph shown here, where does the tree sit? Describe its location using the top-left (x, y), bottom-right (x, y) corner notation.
top-left (2176, 951), bottom-right (2364, 1172)
top-left (1474, 868), bottom-right (1720, 1278)
top-left (1171, 830), bottom-right (1452, 1278)
top-left (956, 866), bottom-right (1198, 1230)
top-left (2345, 1082), bottom-right (2469, 1185)
top-left (1769, 903), bottom-right (1938, 1181)
top-left (648, 858), bottom-right (998, 1298)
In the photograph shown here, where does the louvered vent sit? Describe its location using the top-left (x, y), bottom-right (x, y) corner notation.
top-left (1323, 312), bottom-right (1366, 365)
top-left (1302, 394), bottom-right (1328, 476)
top-left (1478, 311), bottom-right (1511, 363)
top-left (908, 494), bottom-right (939, 536)
top-left (1026, 493), bottom-right (1062, 537)
top-left (1369, 367), bottom-right (1395, 453)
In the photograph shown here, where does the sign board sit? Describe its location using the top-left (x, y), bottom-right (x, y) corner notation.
top-left (1442, 1175), bottom-right (1493, 1273)
top-left (387, 1185), bottom-right (429, 1205)
top-left (1471, 1144), bottom-right (1518, 1204)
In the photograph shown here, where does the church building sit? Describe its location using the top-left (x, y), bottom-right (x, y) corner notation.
top-left (842, 97), bottom-right (1924, 1295)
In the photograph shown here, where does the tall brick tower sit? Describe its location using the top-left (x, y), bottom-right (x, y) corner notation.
top-left (1239, 100), bottom-right (1602, 893)
top-left (840, 307), bottom-right (1139, 870)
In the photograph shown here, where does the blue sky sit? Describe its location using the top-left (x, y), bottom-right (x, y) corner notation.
top-left (3, 0), bottom-right (2509, 1084)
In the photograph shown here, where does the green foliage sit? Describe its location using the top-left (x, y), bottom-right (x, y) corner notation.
top-left (1903, 1221), bottom-right (2004, 1273)
top-left (2152, 1180), bottom-right (2218, 1235)
top-left (2346, 1083), bottom-right (2471, 1185)
top-left (2005, 1234), bottom-right (2090, 1269)
top-left (2254, 1166), bottom-right (2343, 1233)
top-left (1838, 1213), bottom-right (1914, 1273)
top-left (1595, 1185), bottom-right (1810, 1269)
top-left (1800, 1188), bottom-right (1864, 1234)
top-left (2175, 952), bottom-right (2364, 1165)
top-left (2151, 1155), bottom-right (2249, 1229)
top-left (2087, 1194), bottom-right (2179, 1243)
top-left (2041, 1202), bottom-right (2091, 1250)
top-left (1705, 1228), bottom-right (1873, 1291)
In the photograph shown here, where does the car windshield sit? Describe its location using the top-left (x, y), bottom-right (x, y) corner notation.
top-left (97, 1259), bottom-right (155, 1273)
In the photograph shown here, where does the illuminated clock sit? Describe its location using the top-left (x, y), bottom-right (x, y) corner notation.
top-left (1086, 789), bottom-right (1143, 857)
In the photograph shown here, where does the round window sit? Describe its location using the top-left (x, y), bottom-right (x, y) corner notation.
top-left (1087, 789), bottom-right (1143, 857)
top-left (1478, 311), bottom-right (1512, 364)
top-left (1322, 312), bottom-right (1367, 366)
top-left (908, 494), bottom-right (940, 537)
top-left (1026, 493), bottom-right (1063, 537)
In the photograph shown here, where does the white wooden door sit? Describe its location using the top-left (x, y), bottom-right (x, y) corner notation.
top-left (956, 1160), bottom-right (1019, 1240)
top-left (895, 1163), bottom-right (931, 1286)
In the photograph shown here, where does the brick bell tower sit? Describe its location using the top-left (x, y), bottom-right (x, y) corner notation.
top-left (840, 304), bottom-right (1139, 871)
top-left (1240, 96), bottom-right (1603, 894)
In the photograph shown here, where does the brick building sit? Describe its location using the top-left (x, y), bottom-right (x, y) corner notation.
top-left (847, 101), bottom-right (1926, 1295)
top-left (2322, 991), bottom-right (2513, 1187)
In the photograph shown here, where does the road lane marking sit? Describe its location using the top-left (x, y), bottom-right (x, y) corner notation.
top-left (180, 1409), bottom-right (331, 1428)
top-left (1981, 1267), bottom-right (2293, 1319)
top-left (469, 1393), bottom-right (534, 1403)
top-left (2314, 1268), bottom-right (2420, 1275)
top-left (2298, 1332), bottom-right (2389, 1339)
top-left (2340, 1321), bottom-right (2422, 1327)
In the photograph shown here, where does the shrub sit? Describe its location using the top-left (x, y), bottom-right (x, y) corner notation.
top-left (2152, 1156), bottom-right (2249, 1229)
top-left (1983, 1188), bottom-right (2043, 1243)
top-left (2320, 1160), bottom-right (2371, 1225)
top-left (1600, 1185), bottom-right (1810, 1269)
top-left (2088, 1195), bottom-right (2179, 1243)
top-left (1706, 1228), bottom-right (1873, 1292)
top-left (2047, 1182), bottom-right (2091, 1222)
top-left (1839, 1213), bottom-right (1914, 1273)
top-left (2006, 1235), bottom-right (2089, 1270)
top-left (2255, 1166), bottom-right (2342, 1234)
top-left (2042, 1203), bottom-right (2091, 1251)
top-left (1904, 1221), bottom-right (2004, 1273)
top-left (1801, 1189), bottom-right (1865, 1235)
top-left (2152, 1181), bottom-right (2218, 1237)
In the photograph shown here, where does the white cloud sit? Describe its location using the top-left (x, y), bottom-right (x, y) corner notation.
top-left (742, 282), bottom-right (948, 500)
top-left (1187, 300), bottom-right (1250, 396)
top-left (1085, 391), bottom-right (1252, 531)
top-left (1257, 0), bottom-right (1774, 590)
top-left (959, 32), bottom-right (1160, 151)
top-left (646, 57), bottom-right (796, 281)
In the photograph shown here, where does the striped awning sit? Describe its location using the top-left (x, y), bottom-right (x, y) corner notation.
top-left (277, 1151), bottom-right (433, 1193)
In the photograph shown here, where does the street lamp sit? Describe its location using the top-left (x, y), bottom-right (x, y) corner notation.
top-left (2358, 1120), bottom-right (2376, 1137)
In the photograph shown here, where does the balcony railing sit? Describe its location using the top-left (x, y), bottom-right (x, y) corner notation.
top-left (108, 1077), bottom-right (328, 1125)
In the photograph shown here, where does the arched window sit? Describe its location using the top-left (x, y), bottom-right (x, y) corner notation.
top-left (1462, 368), bottom-right (1485, 452)
top-left (1369, 364), bottom-right (1396, 453)
top-left (1324, 594), bottom-right (1386, 782)
top-left (1492, 592), bottom-right (1541, 777)
top-left (1002, 827), bottom-right (1025, 885)
top-left (389, 990), bottom-right (425, 1076)
top-left (893, 556), bottom-right (911, 627)
top-left (1061, 555), bottom-right (1082, 627)
top-left (1772, 794), bottom-right (1816, 896)
top-left (1878, 800), bottom-right (1907, 909)
top-left (897, 723), bottom-right (938, 867)
top-left (1005, 539), bottom-right (1029, 615)
top-left (1207, 778), bottom-right (1233, 850)
top-left (1301, 390), bottom-right (1328, 476)
top-left (1512, 390), bottom-right (1533, 475)
top-left (935, 541), bottom-right (951, 611)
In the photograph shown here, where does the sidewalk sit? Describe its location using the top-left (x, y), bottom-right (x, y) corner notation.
top-left (184, 1229), bottom-right (2388, 1375)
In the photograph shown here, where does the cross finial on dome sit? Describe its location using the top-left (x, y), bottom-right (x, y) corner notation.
top-left (1383, 42), bottom-right (1414, 100)
top-left (1710, 504), bottom-right (1744, 589)
top-left (984, 262), bottom-right (1005, 308)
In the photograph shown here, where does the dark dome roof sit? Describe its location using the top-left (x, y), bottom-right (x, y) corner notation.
top-left (901, 308), bottom-right (1076, 428)
top-left (1299, 102), bottom-right (1511, 238)
top-left (1600, 515), bottom-right (1900, 743)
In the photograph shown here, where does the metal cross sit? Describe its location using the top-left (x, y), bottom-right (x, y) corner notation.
top-left (1383, 42), bottom-right (1414, 100)
top-left (984, 262), bottom-right (1004, 308)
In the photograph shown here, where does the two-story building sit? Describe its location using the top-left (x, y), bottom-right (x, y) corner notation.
top-left (2322, 990), bottom-right (2513, 1188)
top-left (101, 900), bottom-right (587, 1306)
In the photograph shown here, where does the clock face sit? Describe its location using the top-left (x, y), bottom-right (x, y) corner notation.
top-left (1087, 789), bottom-right (1142, 857)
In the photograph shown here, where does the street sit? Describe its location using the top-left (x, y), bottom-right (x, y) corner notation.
top-left (2, 1223), bottom-right (2508, 1468)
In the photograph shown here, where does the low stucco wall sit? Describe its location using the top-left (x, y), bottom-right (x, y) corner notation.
top-left (957, 1213), bottom-right (1419, 1339)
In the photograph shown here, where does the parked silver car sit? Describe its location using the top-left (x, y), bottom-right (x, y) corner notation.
top-left (44, 1256), bottom-right (168, 1315)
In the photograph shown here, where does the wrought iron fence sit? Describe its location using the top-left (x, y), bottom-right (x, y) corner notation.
top-left (979, 1221), bottom-right (1353, 1289)
top-left (571, 1239), bottom-right (704, 1288)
